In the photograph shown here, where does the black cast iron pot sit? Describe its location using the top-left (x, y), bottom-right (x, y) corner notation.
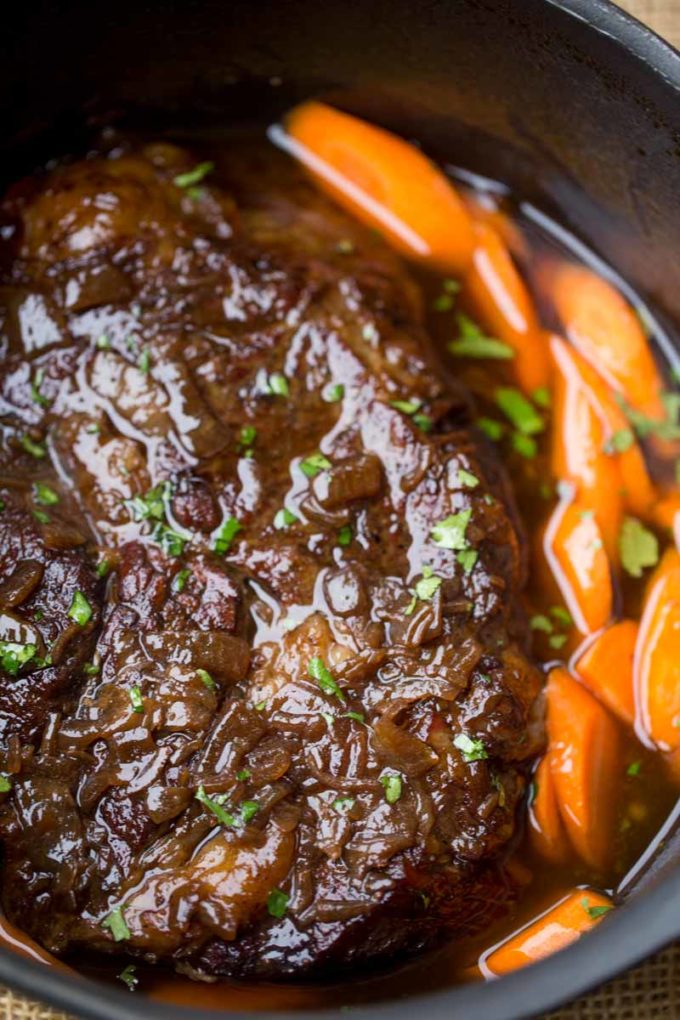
top-left (1, 0), bottom-right (680, 1016)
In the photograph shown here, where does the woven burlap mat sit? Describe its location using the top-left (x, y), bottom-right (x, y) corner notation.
top-left (1, 0), bottom-right (678, 1017)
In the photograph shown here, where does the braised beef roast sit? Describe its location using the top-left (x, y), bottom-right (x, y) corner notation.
top-left (0, 138), bottom-right (543, 978)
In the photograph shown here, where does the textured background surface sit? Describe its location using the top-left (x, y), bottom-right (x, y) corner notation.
top-left (1, 0), bottom-right (679, 1018)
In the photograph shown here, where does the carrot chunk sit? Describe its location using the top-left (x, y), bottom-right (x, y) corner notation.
top-left (550, 334), bottom-right (655, 529)
top-left (285, 102), bottom-right (475, 274)
top-left (483, 888), bottom-right (613, 976)
top-left (529, 756), bottom-right (568, 864)
top-left (463, 223), bottom-right (550, 393)
top-left (544, 497), bottom-right (613, 635)
top-left (550, 336), bottom-right (623, 558)
top-left (634, 549), bottom-right (680, 750)
top-left (575, 620), bottom-right (639, 726)
top-left (543, 263), bottom-right (665, 422)
top-left (546, 668), bottom-right (621, 871)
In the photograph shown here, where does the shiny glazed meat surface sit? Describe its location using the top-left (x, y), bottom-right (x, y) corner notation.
top-left (0, 139), bottom-right (543, 978)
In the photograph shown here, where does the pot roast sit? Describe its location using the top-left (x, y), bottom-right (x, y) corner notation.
top-left (0, 137), bottom-right (543, 978)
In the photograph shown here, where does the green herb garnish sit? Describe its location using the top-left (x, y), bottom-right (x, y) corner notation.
top-left (34, 482), bottom-right (59, 505)
top-left (102, 907), bottom-right (130, 942)
top-left (265, 372), bottom-right (290, 398)
top-left (300, 452), bottom-right (332, 478)
top-left (496, 387), bottom-right (544, 435)
top-left (380, 773), bottom-right (403, 804)
top-left (337, 524), bottom-right (353, 547)
top-left (619, 517), bottom-right (659, 578)
top-left (333, 796), bottom-right (355, 814)
top-left (173, 161), bottom-right (214, 189)
top-left (454, 733), bottom-right (488, 762)
top-left (118, 965), bottom-right (138, 991)
top-left (267, 889), bottom-right (289, 918)
top-left (68, 590), bottom-right (93, 626)
top-left (173, 567), bottom-right (191, 592)
top-left (30, 369), bottom-right (50, 407)
top-left (274, 507), bottom-right (298, 529)
top-left (580, 897), bottom-right (613, 921)
top-left (431, 509), bottom-right (472, 550)
top-left (457, 468), bottom-right (479, 489)
top-left (20, 435), bottom-right (46, 459)
top-left (195, 784), bottom-right (237, 827)
top-left (323, 383), bottom-right (345, 403)
top-left (449, 314), bottom-right (514, 360)
top-left (603, 428), bottom-right (635, 454)
top-left (129, 686), bottom-right (144, 713)
top-left (197, 668), bottom-right (216, 691)
top-left (0, 642), bottom-right (37, 676)
top-left (213, 516), bottom-right (242, 555)
top-left (308, 657), bottom-right (345, 703)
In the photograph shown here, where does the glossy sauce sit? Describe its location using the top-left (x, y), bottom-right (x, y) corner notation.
top-left (0, 114), bottom-right (678, 1011)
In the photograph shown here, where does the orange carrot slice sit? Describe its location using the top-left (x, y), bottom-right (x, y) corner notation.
top-left (575, 620), bottom-right (638, 726)
top-left (550, 334), bottom-right (655, 527)
top-left (462, 193), bottom-right (529, 261)
top-left (634, 549), bottom-right (680, 750)
top-left (543, 263), bottom-right (665, 422)
top-left (463, 223), bottom-right (550, 394)
top-left (547, 668), bottom-right (621, 871)
top-left (483, 888), bottom-right (613, 977)
top-left (285, 102), bottom-right (475, 274)
top-left (652, 490), bottom-right (680, 535)
top-left (550, 336), bottom-right (623, 558)
top-left (529, 756), bottom-right (568, 864)
top-left (544, 496), bottom-right (613, 635)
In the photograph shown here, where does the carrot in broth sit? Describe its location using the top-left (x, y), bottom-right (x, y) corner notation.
top-left (285, 102), bottom-right (475, 274)
top-left (634, 549), bottom-right (680, 751)
top-left (482, 888), bottom-right (613, 977)
top-left (529, 756), bottom-right (569, 864)
top-left (547, 668), bottom-right (621, 872)
top-left (575, 620), bottom-right (638, 727)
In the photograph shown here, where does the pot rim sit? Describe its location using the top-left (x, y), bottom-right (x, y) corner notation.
top-left (2, 1), bottom-right (680, 1018)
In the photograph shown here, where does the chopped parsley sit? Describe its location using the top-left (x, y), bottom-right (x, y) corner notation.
top-left (457, 468), bottom-right (479, 489)
top-left (129, 686), bottom-right (144, 713)
top-left (580, 897), bottom-right (613, 921)
top-left (549, 633), bottom-right (568, 650)
top-left (603, 428), bottom-right (634, 454)
top-left (239, 425), bottom-right (257, 454)
top-left (300, 452), bottom-right (331, 478)
top-left (449, 314), bottom-right (514, 360)
top-left (430, 509), bottom-right (472, 550)
top-left (344, 710), bottom-right (365, 723)
top-left (530, 614), bottom-right (553, 634)
top-left (240, 800), bottom-right (260, 823)
top-left (118, 964), bottom-right (138, 991)
top-left (619, 517), bottom-right (659, 578)
top-left (33, 482), bottom-right (59, 506)
top-left (20, 435), bottom-right (46, 459)
top-left (173, 567), bottom-right (191, 592)
top-left (173, 161), bottom-right (214, 189)
top-left (380, 773), bottom-right (403, 804)
top-left (323, 383), bottom-right (345, 403)
top-left (236, 768), bottom-right (251, 781)
top-left (308, 657), bottom-right (345, 703)
top-left (512, 432), bottom-right (537, 459)
top-left (68, 590), bottom-right (93, 626)
top-left (33, 509), bottom-right (50, 525)
top-left (405, 565), bottom-right (442, 615)
top-left (213, 516), bottom-right (242, 555)
top-left (0, 776), bottom-right (11, 793)
top-left (96, 334), bottom-right (111, 350)
top-left (96, 557), bottom-right (112, 579)
top-left (337, 524), bottom-right (353, 547)
top-left (83, 662), bottom-right (100, 676)
top-left (137, 348), bottom-right (151, 374)
top-left (627, 760), bottom-right (642, 777)
top-left (456, 548), bottom-right (479, 574)
top-left (477, 417), bottom-right (504, 441)
top-left (333, 796), bottom-right (355, 814)
top-left (197, 668), bottom-right (216, 691)
top-left (127, 482), bottom-right (169, 523)
top-left (390, 396), bottom-right (432, 432)
top-left (274, 507), bottom-right (298, 529)
top-left (30, 369), bottom-right (50, 407)
top-left (267, 889), bottom-right (289, 918)
top-left (616, 392), bottom-right (680, 442)
top-left (454, 733), bottom-right (488, 762)
top-left (265, 372), bottom-right (290, 398)
top-left (496, 387), bottom-right (544, 435)
top-left (102, 906), bottom-right (130, 942)
top-left (0, 642), bottom-right (37, 676)
top-left (532, 386), bottom-right (551, 409)
top-left (152, 522), bottom-right (187, 558)
top-left (550, 606), bottom-right (573, 628)
top-left (195, 784), bottom-right (237, 827)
